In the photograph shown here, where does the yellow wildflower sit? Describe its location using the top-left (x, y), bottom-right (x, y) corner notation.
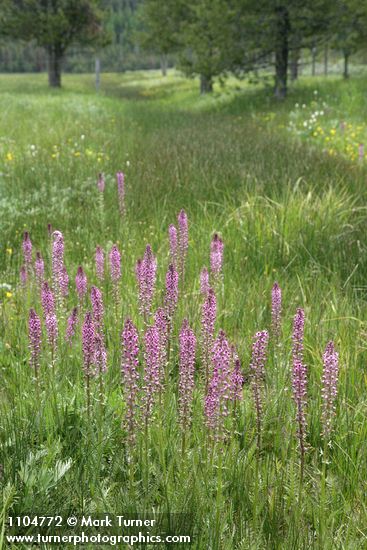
top-left (6, 292), bottom-right (12, 298)
top-left (6, 248), bottom-right (12, 255)
top-left (6, 152), bottom-right (13, 161)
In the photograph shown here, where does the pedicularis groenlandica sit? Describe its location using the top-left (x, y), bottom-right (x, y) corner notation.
top-left (23, 171), bottom-right (339, 473)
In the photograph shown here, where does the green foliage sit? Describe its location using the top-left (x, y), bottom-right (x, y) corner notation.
top-left (1, 72), bottom-right (367, 547)
top-left (177, 0), bottom-right (236, 88)
top-left (0, 0), bottom-right (169, 73)
top-left (0, 0), bottom-right (367, 92)
top-left (136, 0), bottom-right (367, 95)
top-left (138, 0), bottom-right (237, 88)
top-left (137, 0), bottom-right (181, 56)
top-left (1, 0), bottom-right (104, 52)
top-left (0, 0), bottom-right (106, 85)
top-left (329, 0), bottom-right (367, 56)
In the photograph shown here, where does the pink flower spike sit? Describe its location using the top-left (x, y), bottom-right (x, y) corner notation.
top-left (97, 173), bottom-right (105, 192)
top-left (82, 311), bottom-right (95, 378)
top-left (91, 286), bottom-right (104, 330)
top-left (60, 265), bottom-right (69, 298)
top-left (164, 264), bottom-right (179, 319)
top-left (271, 282), bottom-right (282, 341)
top-left (250, 330), bottom-right (269, 448)
top-left (168, 224), bottom-right (178, 267)
top-left (177, 209), bottom-right (188, 278)
top-left (153, 307), bottom-right (169, 382)
top-left (135, 244), bottom-right (157, 320)
top-left (95, 246), bottom-right (105, 281)
top-left (204, 330), bottom-right (232, 441)
top-left (75, 266), bottom-right (87, 303)
top-left (154, 307), bottom-right (169, 348)
top-left (292, 308), bottom-right (307, 477)
top-left (65, 307), bottom-right (78, 345)
top-left (94, 332), bottom-right (107, 374)
top-left (109, 244), bottom-right (121, 283)
top-left (202, 288), bottom-right (216, 342)
top-left (22, 231), bottom-right (32, 270)
top-left (82, 311), bottom-right (96, 416)
top-left (292, 308), bottom-right (305, 365)
top-left (178, 319), bottom-right (196, 433)
top-left (121, 318), bottom-right (140, 445)
top-left (321, 341), bottom-right (339, 440)
top-left (230, 350), bottom-right (243, 402)
top-left (41, 281), bottom-right (55, 317)
top-left (52, 230), bottom-right (64, 302)
top-left (210, 234), bottom-right (224, 279)
top-left (45, 313), bottom-right (58, 357)
top-left (142, 325), bottom-right (161, 424)
top-left (135, 258), bottom-right (143, 283)
top-left (29, 308), bottom-right (42, 373)
top-left (201, 287), bottom-right (217, 387)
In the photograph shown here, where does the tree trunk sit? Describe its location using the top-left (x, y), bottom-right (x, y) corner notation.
top-left (298, 51), bottom-right (303, 76)
top-left (343, 51), bottom-right (349, 79)
top-left (290, 48), bottom-right (299, 81)
top-left (47, 48), bottom-right (62, 87)
top-left (160, 54), bottom-right (167, 77)
top-left (200, 74), bottom-right (213, 94)
top-left (324, 44), bottom-right (328, 76)
top-left (290, 34), bottom-right (301, 82)
top-left (311, 46), bottom-right (317, 76)
top-left (274, 6), bottom-right (290, 99)
top-left (95, 57), bottom-right (101, 92)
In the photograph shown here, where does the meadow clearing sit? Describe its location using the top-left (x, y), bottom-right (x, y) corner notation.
top-left (1, 70), bottom-right (367, 549)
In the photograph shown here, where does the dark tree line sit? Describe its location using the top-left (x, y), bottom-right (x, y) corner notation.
top-left (0, 0), bottom-right (106, 86)
top-left (0, 0), bottom-right (143, 85)
top-left (0, 0), bottom-right (366, 92)
top-left (138, 0), bottom-right (367, 96)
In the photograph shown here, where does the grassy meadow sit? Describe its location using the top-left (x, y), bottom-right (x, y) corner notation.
top-left (1, 70), bottom-right (367, 548)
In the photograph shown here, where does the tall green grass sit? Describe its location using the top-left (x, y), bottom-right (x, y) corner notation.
top-left (1, 71), bottom-right (367, 548)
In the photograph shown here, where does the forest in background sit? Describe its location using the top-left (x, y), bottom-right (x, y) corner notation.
top-left (0, 0), bottom-right (366, 96)
top-left (2, 3), bottom-right (367, 549)
top-left (0, 0), bottom-right (150, 73)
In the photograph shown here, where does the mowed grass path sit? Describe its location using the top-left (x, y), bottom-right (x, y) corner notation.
top-left (1, 71), bottom-right (367, 548)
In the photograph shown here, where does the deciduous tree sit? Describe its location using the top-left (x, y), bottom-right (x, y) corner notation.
top-left (1, 0), bottom-right (105, 87)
